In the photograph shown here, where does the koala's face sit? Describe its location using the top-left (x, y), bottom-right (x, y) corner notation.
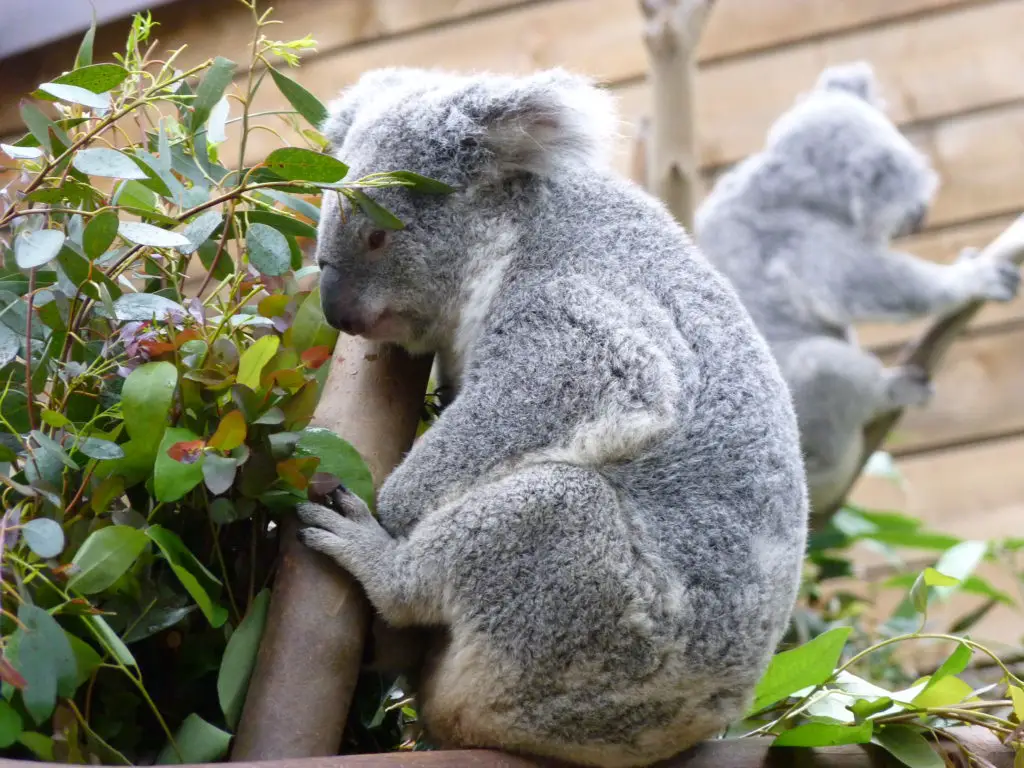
top-left (765, 75), bottom-right (937, 240)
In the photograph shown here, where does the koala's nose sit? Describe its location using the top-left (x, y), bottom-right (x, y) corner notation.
top-left (318, 265), bottom-right (367, 335)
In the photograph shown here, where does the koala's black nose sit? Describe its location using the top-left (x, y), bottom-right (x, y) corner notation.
top-left (330, 313), bottom-right (368, 336)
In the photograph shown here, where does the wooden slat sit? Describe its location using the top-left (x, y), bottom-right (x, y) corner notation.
top-left (879, 325), bottom-right (1024, 454)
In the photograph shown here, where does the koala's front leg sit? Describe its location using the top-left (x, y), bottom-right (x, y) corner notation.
top-left (297, 487), bottom-right (445, 627)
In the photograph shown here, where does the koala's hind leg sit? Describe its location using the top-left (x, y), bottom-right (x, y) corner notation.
top-left (780, 337), bottom-right (932, 511)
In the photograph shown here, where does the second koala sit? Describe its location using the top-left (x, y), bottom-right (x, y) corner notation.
top-left (297, 67), bottom-right (808, 766)
top-left (695, 62), bottom-right (1020, 514)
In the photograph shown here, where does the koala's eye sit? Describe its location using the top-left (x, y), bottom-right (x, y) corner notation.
top-left (367, 230), bottom-right (387, 251)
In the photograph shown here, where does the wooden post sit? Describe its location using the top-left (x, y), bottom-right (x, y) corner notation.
top-left (816, 213), bottom-right (1024, 520)
top-left (638, 0), bottom-right (714, 230)
top-left (231, 338), bottom-right (432, 760)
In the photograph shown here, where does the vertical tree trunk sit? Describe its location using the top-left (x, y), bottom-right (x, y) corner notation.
top-left (639, 0), bottom-right (715, 230)
top-left (231, 338), bottom-right (432, 760)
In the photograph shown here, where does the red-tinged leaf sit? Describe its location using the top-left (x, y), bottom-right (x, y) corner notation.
top-left (174, 329), bottom-right (202, 348)
top-left (0, 657), bottom-right (27, 690)
top-left (139, 339), bottom-right (176, 357)
top-left (208, 411), bottom-right (247, 452)
top-left (168, 439), bottom-right (206, 464)
top-left (50, 563), bottom-right (74, 580)
top-left (276, 456), bottom-right (319, 490)
top-left (264, 368), bottom-right (306, 391)
top-left (257, 295), bottom-right (290, 318)
top-left (301, 345), bottom-right (331, 370)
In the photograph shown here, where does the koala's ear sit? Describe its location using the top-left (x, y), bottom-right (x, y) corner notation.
top-left (465, 69), bottom-right (617, 178)
top-left (815, 61), bottom-right (886, 109)
top-left (321, 68), bottom-right (436, 151)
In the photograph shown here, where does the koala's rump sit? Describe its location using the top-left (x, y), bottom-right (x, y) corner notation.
top-left (410, 462), bottom-right (766, 766)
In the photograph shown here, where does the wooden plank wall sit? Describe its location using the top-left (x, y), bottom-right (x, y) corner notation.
top-left (2, 0), bottom-right (1022, 653)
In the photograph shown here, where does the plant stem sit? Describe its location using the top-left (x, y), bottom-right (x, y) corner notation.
top-left (24, 269), bottom-right (37, 432)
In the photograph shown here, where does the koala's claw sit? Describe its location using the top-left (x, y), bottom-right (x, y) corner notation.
top-left (884, 365), bottom-right (933, 409)
top-left (296, 501), bottom-right (349, 536)
top-left (969, 258), bottom-right (1021, 303)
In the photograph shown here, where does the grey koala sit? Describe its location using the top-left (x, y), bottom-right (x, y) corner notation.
top-left (296, 67), bottom-right (808, 767)
top-left (694, 61), bottom-right (1020, 515)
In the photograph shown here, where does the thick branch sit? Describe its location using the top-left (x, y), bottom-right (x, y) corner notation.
top-left (232, 339), bottom-right (432, 760)
top-left (638, 0), bottom-right (714, 230)
top-left (817, 213), bottom-right (1024, 520)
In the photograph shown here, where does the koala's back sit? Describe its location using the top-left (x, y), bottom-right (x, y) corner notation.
top-left (421, 173), bottom-right (808, 762)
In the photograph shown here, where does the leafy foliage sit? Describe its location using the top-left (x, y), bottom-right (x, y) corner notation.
top-left (0, 3), bottom-right (450, 762)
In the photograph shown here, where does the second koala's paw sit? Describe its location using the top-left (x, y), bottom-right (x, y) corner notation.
top-left (884, 365), bottom-right (934, 409)
top-left (966, 258), bottom-right (1021, 303)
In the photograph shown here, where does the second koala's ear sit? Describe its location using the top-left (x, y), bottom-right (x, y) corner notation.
top-left (465, 70), bottom-right (617, 178)
top-left (815, 61), bottom-right (886, 109)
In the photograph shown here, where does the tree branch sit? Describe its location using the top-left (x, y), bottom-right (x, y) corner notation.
top-left (638, 0), bottom-right (715, 230)
top-left (817, 213), bottom-right (1024, 521)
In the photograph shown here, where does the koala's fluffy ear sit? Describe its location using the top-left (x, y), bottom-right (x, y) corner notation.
top-left (815, 61), bottom-right (886, 109)
top-left (464, 69), bottom-right (618, 178)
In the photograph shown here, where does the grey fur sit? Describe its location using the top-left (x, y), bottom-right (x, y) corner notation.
top-left (299, 67), bottom-right (808, 767)
top-left (694, 61), bottom-right (1020, 514)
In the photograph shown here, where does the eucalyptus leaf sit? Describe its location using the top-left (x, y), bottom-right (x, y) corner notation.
top-left (54, 63), bottom-right (128, 94)
top-left (38, 82), bottom-right (111, 110)
top-left (872, 724), bottom-right (944, 768)
top-left (0, 324), bottom-right (19, 367)
top-left (246, 223), bottom-right (291, 277)
top-left (0, 700), bottom-right (22, 748)
top-left (202, 454), bottom-right (238, 496)
top-left (347, 189), bottom-right (405, 230)
top-left (117, 222), bottom-right (191, 249)
top-left (154, 428), bottom-right (206, 502)
top-left (191, 57), bottom-right (237, 131)
top-left (296, 428), bottom-right (374, 509)
top-left (217, 589), bottom-right (271, 729)
top-left (73, 148), bottom-right (148, 180)
top-left (15, 230), bottom-right (64, 269)
top-left (236, 335), bottom-right (280, 390)
top-left (22, 518), bottom-right (65, 559)
top-left (12, 605), bottom-right (77, 724)
top-left (74, 13), bottom-right (96, 68)
top-left (268, 67), bottom-right (328, 128)
top-left (773, 721), bottom-right (872, 747)
top-left (264, 147), bottom-right (348, 183)
top-left (79, 437), bottom-right (125, 461)
top-left (156, 713), bottom-right (232, 764)
top-left (750, 627), bottom-right (851, 713)
top-left (82, 210), bottom-right (120, 260)
top-left (180, 210), bottom-right (223, 255)
top-left (68, 525), bottom-right (149, 594)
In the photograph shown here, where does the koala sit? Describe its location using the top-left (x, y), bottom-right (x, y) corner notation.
top-left (297, 67), bottom-right (808, 767)
top-left (694, 61), bottom-right (1020, 515)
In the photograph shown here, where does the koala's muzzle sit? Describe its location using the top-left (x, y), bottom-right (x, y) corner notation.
top-left (318, 264), bottom-right (372, 336)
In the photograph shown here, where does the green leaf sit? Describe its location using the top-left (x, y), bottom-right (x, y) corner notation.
top-left (18, 732), bottom-right (54, 761)
top-left (73, 148), bottom-right (148, 180)
top-left (291, 286), bottom-right (339, 353)
top-left (239, 210), bottom-right (318, 240)
top-left (22, 518), bottom-right (64, 558)
top-left (82, 210), bottom-right (120, 260)
top-left (202, 453), bottom-right (238, 496)
top-left (0, 700), bottom-right (22, 748)
top-left (379, 170), bottom-right (455, 194)
top-left (246, 223), bottom-right (291, 277)
top-left (15, 229), bottom-right (64, 269)
top-left (20, 102), bottom-right (67, 155)
top-left (121, 362), bottom-right (177, 449)
top-left (773, 720), bottom-right (872, 747)
top-left (158, 713), bottom-right (232, 764)
top-left (264, 147), bottom-right (348, 183)
top-left (218, 589), bottom-right (271, 729)
top-left (68, 525), bottom-right (149, 594)
top-left (347, 189), bottom-right (405, 230)
top-left (268, 67), bottom-right (328, 128)
top-left (873, 725), bottom-right (943, 768)
top-left (66, 634), bottom-right (101, 690)
top-left (117, 221), bottom-right (191, 249)
top-left (180, 210), bottom-right (223, 255)
top-left (38, 83), bottom-right (111, 110)
top-left (154, 428), bottom-right (206, 502)
top-left (113, 178), bottom-right (158, 211)
top-left (191, 57), bottom-right (237, 131)
top-left (56, 63), bottom-right (128, 94)
top-left (237, 335), bottom-right (280, 390)
top-left (78, 437), bottom-right (125, 461)
top-left (921, 643), bottom-right (972, 693)
top-left (0, 324), bottom-right (19, 367)
top-left (110, 293), bottom-right (186, 322)
top-left (83, 615), bottom-right (136, 667)
top-left (848, 696), bottom-right (894, 722)
top-left (912, 674), bottom-right (974, 709)
top-left (931, 540), bottom-right (987, 600)
top-left (750, 627), bottom-right (851, 712)
top-left (12, 604), bottom-right (77, 724)
top-left (74, 14), bottom-right (96, 69)
top-left (295, 428), bottom-right (375, 509)
top-left (1009, 685), bottom-right (1024, 721)
top-left (146, 526), bottom-right (227, 627)
top-left (910, 567), bottom-right (960, 615)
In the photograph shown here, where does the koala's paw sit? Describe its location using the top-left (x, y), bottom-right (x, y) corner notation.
top-left (883, 365), bottom-right (934, 409)
top-left (965, 258), bottom-right (1021, 303)
top-left (296, 486), bottom-right (388, 558)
